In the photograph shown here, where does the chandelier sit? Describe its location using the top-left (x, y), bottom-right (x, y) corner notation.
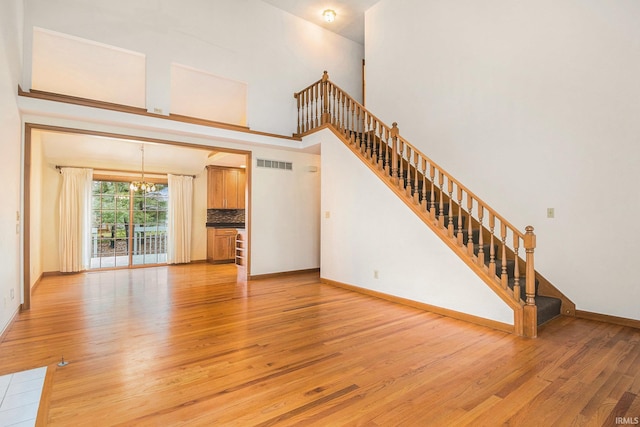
top-left (130, 145), bottom-right (157, 193)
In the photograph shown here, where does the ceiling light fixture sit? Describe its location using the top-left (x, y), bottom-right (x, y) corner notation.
top-left (130, 145), bottom-right (156, 193)
top-left (323, 9), bottom-right (336, 23)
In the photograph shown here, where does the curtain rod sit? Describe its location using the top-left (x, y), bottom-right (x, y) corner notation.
top-left (55, 165), bottom-right (196, 178)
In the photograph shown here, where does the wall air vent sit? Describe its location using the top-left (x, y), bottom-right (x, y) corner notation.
top-left (256, 158), bottom-right (293, 171)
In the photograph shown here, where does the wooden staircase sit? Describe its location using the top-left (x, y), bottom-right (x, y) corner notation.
top-left (294, 72), bottom-right (575, 337)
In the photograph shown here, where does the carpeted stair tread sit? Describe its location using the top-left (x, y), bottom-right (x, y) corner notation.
top-left (507, 276), bottom-right (540, 299)
top-left (536, 296), bottom-right (562, 326)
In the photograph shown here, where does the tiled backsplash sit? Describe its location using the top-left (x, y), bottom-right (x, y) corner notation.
top-left (207, 209), bottom-right (245, 224)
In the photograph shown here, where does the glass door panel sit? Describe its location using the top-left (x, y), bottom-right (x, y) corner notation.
top-left (131, 184), bottom-right (168, 266)
top-left (91, 181), bottom-right (167, 269)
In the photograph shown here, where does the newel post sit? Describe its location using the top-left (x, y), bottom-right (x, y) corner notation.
top-left (321, 71), bottom-right (330, 124)
top-left (523, 226), bottom-right (537, 337)
top-left (391, 122), bottom-right (399, 184)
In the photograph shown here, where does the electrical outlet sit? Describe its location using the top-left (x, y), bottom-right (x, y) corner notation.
top-left (325, 211), bottom-right (331, 219)
top-left (547, 208), bottom-right (555, 218)
top-left (374, 270), bottom-right (379, 279)
top-left (10, 289), bottom-right (14, 300)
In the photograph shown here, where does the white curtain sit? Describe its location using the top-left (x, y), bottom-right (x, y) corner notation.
top-left (59, 167), bottom-right (93, 272)
top-left (167, 174), bottom-right (193, 264)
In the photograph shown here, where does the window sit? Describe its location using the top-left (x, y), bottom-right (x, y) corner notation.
top-left (91, 181), bottom-right (168, 268)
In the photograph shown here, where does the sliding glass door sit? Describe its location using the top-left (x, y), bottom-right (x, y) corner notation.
top-left (90, 180), bottom-right (168, 269)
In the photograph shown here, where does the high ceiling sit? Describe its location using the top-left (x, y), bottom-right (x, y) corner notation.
top-left (261, 0), bottom-right (381, 45)
top-left (38, 2), bottom-right (379, 170)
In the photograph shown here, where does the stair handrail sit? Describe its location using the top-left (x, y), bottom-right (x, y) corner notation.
top-left (294, 71), bottom-right (538, 336)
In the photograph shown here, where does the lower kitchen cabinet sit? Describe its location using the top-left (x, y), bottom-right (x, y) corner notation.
top-left (207, 228), bottom-right (237, 263)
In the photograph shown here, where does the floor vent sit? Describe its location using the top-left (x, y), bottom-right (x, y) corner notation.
top-left (257, 159), bottom-right (293, 171)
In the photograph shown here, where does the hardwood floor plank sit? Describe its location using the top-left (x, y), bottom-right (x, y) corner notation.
top-left (0, 264), bottom-right (639, 425)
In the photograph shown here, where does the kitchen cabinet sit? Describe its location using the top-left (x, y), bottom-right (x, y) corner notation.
top-left (207, 167), bottom-right (245, 209)
top-left (207, 228), bottom-right (237, 263)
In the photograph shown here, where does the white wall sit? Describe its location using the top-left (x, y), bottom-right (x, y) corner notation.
top-left (365, 0), bottom-right (640, 320)
top-left (316, 129), bottom-right (513, 325)
top-left (250, 148), bottom-right (321, 275)
top-left (0, 0), bottom-right (24, 335)
top-left (22, 0), bottom-right (364, 136)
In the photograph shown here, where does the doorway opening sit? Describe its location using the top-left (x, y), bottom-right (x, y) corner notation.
top-left (23, 123), bottom-right (253, 311)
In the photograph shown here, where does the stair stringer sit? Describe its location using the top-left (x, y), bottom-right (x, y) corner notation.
top-left (311, 126), bottom-right (522, 333)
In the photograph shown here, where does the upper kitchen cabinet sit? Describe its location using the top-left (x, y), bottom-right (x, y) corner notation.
top-left (207, 166), bottom-right (246, 209)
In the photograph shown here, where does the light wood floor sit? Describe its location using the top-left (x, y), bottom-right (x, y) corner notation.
top-left (1, 264), bottom-right (639, 426)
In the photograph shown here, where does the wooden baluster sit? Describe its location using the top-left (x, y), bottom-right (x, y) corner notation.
top-left (351, 101), bottom-right (356, 140)
top-left (305, 87), bottom-right (310, 129)
top-left (429, 166), bottom-right (436, 221)
top-left (343, 96), bottom-right (348, 135)
top-left (343, 94), bottom-right (347, 133)
top-left (500, 223), bottom-right (508, 289)
top-left (405, 146), bottom-right (413, 197)
top-left (523, 226), bottom-right (537, 337)
top-left (335, 89), bottom-right (340, 129)
top-left (413, 152), bottom-right (420, 204)
top-left (386, 126), bottom-right (392, 174)
top-left (295, 93), bottom-right (300, 135)
top-left (375, 120), bottom-right (382, 166)
top-left (308, 88), bottom-right (311, 130)
top-left (447, 180), bottom-right (454, 238)
top-left (467, 195), bottom-right (474, 256)
top-left (314, 84), bottom-right (319, 128)
top-left (360, 111), bottom-right (366, 154)
top-left (367, 115), bottom-right (373, 159)
top-left (421, 159), bottom-right (428, 211)
top-left (398, 139), bottom-right (405, 190)
top-left (355, 106), bottom-right (361, 148)
top-left (489, 213), bottom-right (496, 278)
top-left (338, 90), bottom-right (343, 129)
top-left (384, 127), bottom-right (391, 174)
top-left (340, 96), bottom-right (349, 136)
top-left (338, 89), bottom-right (343, 128)
top-left (344, 97), bottom-right (350, 137)
top-left (477, 204), bottom-right (484, 267)
top-left (457, 187), bottom-right (464, 246)
top-left (334, 87), bottom-right (338, 128)
top-left (327, 83), bottom-right (333, 124)
top-left (328, 84), bottom-right (334, 125)
top-left (336, 87), bottom-right (340, 126)
top-left (438, 172), bottom-right (445, 228)
top-left (321, 71), bottom-right (329, 124)
top-left (359, 106), bottom-right (364, 141)
top-left (302, 91), bottom-right (309, 132)
top-left (391, 123), bottom-right (399, 185)
top-left (371, 119), bottom-right (380, 165)
top-left (513, 233), bottom-right (521, 302)
top-left (307, 88), bottom-right (313, 131)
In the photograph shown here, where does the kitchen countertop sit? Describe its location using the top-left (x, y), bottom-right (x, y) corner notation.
top-left (206, 223), bottom-right (245, 229)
